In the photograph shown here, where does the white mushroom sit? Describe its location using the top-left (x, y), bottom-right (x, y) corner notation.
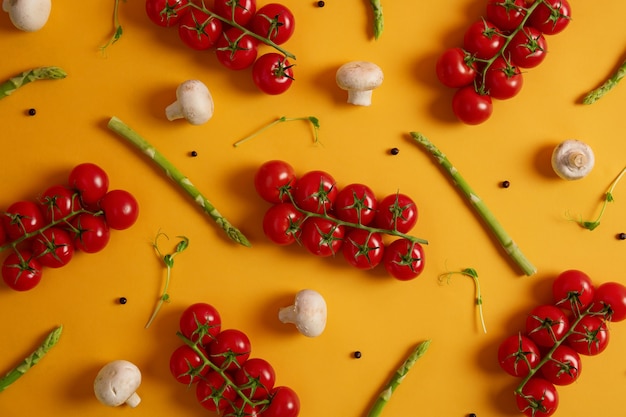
top-left (165, 79), bottom-right (214, 125)
top-left (279, 289), bottom-right (327, 337)
top-left (551, 139), bottom-right (595, 180)
top-left (94, 360), bottom-right (142, 408)
top-left (2, 0), bottom-right (51, 32)
top-left (335, 61), bottom-right (384, 106)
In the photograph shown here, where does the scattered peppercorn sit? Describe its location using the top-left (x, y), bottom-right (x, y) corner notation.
top-left (353, 351), bottom-right (362, 359)
top-left (390, 147), bottom-right (399, 155)
top-left (468, 414), bottom-right (477, 417)
top-left (501, 180), bottom-right (510, 188)
top-left (27, 108), bottom-right (36, 116)
top-left (190, 151), bottom-right (198, 157)
top-left (618, 233), bottom-right (626, 240)
top-left (119, 297), bottom-right (127, 305)
top-left (317, 1), bottom-right (325, 7)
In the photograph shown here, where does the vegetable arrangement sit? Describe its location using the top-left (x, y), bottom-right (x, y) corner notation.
top-left (171, 302), bottom-right (300, 417)
top-left (498, 269), bottom-right (626, 417)
top-left (255, 160), bottom-right (428, 280)
top-left (435, 0), bottom-right (571, 124)
top-left (0, 163), bottom-right (139, 291)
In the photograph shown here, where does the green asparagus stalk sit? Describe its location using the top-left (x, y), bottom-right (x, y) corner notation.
top-left (366, 339), bottom-right (431, 417)
top-left (369, 0), bottom-right (384, 40)
top-left (0, 66), bottom-right (67, 99)
top-left (0, 326), bottom-right (63, 392)
top-left (583, 56), bottom-right (626, 104)
top-left (107, 116), bottom-right (251, 247)
top-left (409, 132), bottom-right (536, 276)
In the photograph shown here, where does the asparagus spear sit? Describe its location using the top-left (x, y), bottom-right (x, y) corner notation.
top-left (0, 326), bottom-right (63, 392)
top-left (0, 67), bottom-right (67, 99)
top-left (107, 116), bottom-right (251, 247)
top-left (583, 56), bottom-right (626, 104)
top-left (369, 0), bottom-right (384, 40)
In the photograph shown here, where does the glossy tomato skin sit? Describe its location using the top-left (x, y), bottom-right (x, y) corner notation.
top-left (452, 86), bottom-right (493, 125)
top-left (252, 53), bottom-right (294, 95)
top-left (99, 189), bottom-right (139, 230)
top-left (590, 281), bottom-right (626, 322)
top-left (2, 249), bottom-right (43, 291)
top-left (233, 358), bottom-right (276, 400)
top-left (515, 377), bottom-right (559, 417)
top-left (334, 183), bottom-right (377, 225)
top-left (208, 329), bottom-right (251, 371)
top-left (540, 344), bottom-right (581, 386)
top-left (293, 170), bottom-right (337, 214)
top-left (374, 193), bottom-right (417, 233)
top-left (497, 333), bottom-right (542, 377)
top-left (528, 0), bottom-right (571, 35)
top-left (254, 160), bottom-right (297, 204)
top-left (342, 229), bottom-right (384, 270)
top-left (2, 201), bottom-right (45, 241)
top-left (38, 185), bottom-right (82, 224)
top-left (485, 0), bottom-right (527, 32)
top-left (196, 371), bottom-right (237, 412)
top-left (263, 203), bottom-right (304, 245)
top-left (68, 163), bottom-right (109, 207)
top-left (300, 216), bottom-right (345, 257)
top-left (70, 213), bottom-right (110, 253)
top-left (213, 0), bottom-right (257, 26)
top-left (215, 28), bottom-right (259, 70)
top-left (178, 7), bottom-right (223, 50)
top-left (552, 269), bottom-right (595, 316)
top-left (179, 303), bottom-right (222, 346)
top-left (525, 305), bottom-right (570, 348)
top-left (435, 47), bottom-right (477, 88)
top-left (507, 26), bottom-right (548, 68)
top-left (463, 20), bottom-right (504, 59)
top-left (262, 386), bottom-right (300, 417)
top-left (249, 3), bottom-right (295, 45)
top-left (565, 315), bottom-right (609, 356)
top-left (169, 344), bottom-right (209, 384)
top-left (145, 0), bottom-right (189, 27)
top-left (31, 227), bottom-right (75, 268)
top-left (382, 238), bottom-right (425, 280)
top-left (483, 57), bottom-right (523, 100)
top-left (224, 399), bottom-right (261, 417)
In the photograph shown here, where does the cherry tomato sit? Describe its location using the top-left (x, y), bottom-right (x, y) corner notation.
top-left (507, 26), bottom-right (548, 68)
top-left (334, 183), bottom-right (377, 225)
top-left (31, 227), bottom-right (75, 268)
top-left (262, 203), bottom-right (304, 246)
top-left (293, 170), bottom-right (337, 214)
top-left (224, 399), bottom-right (261, 417)
top-left (539, 344), bottom-right (581, 386)
top-left (2, 201), bottom-right (45, 241)
top-left (590, 281), bottom-right (626, 322)
top-left (254, 160), bottom-right (297, 204)
top-left (342, 229), bottom-right (384, 270)
top-left (249, 3), bottom-right (295, 45)
top-left (38, 185), bottom-right (82, 224)
top-left (374, 193), bottom-right (417, 233)
top-left (2, 249), bottom-right (43, 291)
top-left (70, 213), bottom-right (110, 253)
top-left (515, 377), bottom-right (559, 417)
top-left (528, 0), bottom-right (571, 35)
top-left (552, 269), bottom-right (595, 316)
top-left (179, 303), bottom-right (222, 347)
top-left (525, 305), bottom-right (570, 348)
top-left (215, 27), bottom-right (259, 70)
top-left (178, 7), bottom-right (223, 50)
top-left (382, 238), bottom-right (425, 281)
top-left (169, 344), bottom-right (210, 384)
top-left (233, 358), bottom-right (276, 400)
top-left (196, 371), bottom-right (237, 412)
top-left (68, 163), bottom-right (109, 207)
top-left (497, 333), bottom-right (542, 378)
top-left (0, 221), bottom-right (6, 247)
top-left (483, 57), bottom-right (523, 100)
top-left (145, 0), bottom-right (189, 27)
top-left (252, 53), bottom-right (294, 95)
top-left (208, 329), bottom-right (251, 371)
top-left (213, 0), bottom-right (257, 27)
top-left (99, 189), bottom-right (139, 230)
top-left (262, 386), bottom-right (300, 417)
top-left (463, 20), bottom-right (504, 60)
top-left (485, 0), bottom-right (527, 32)
top-left (435, 47), bottom-right (477, 88)
top-left (452, 86), bottom-right (493, 125)
top-left (565, 315), bottom-right (609, 356)
top-left (300, 216), bottom-right (345, 257)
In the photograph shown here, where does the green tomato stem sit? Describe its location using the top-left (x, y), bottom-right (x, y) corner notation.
top-left (409, 132), bottom-right (536, 276)
top-left (0, 326), bottom-right (63, 392)
top-left (369, 0), bottom-right (384, 40)
top-left (366, 339), bottom-right (431, 417)
top-left (0, 67), bottom-right (67, 99)
top-left (107, 116), bottom-right (251, 247)
top-left (583, 56), bottom-right (626, 104)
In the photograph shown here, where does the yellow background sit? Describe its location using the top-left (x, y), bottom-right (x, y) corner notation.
top-left (1, 1), bottom-right (625, 416)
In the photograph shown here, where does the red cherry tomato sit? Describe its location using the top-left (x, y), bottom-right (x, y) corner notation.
top-left (374, 193), bottom-right (417, 233)
top-left (254, 160), bottom-right (297, 204)
top-left (565, 315), bottom-right (609, 356)
top-left (342, 229), bottom-right (384, 270)
top-left (293, 170), bottom-right (337, 214)
top-left (178, 7), bottom-right (223, 50)
top-left (300, 216), bottom-right (345, 257)
top-left (38, 184), bottom-right (82, 224)
top-left (249, 3), bottom-right (295, 45)
top-left (179, 303), bottom-right (222, 346)
top-left (2, 201), bottom-right (45, 241)
top-left (233, 358), bottom-right (276, 400)
top-left (497, 333), bottom-right (541, 378)
top-left (252, 53), bottom-right (294, 95)
top-left (99, 189), bottom-right (139, 230)
top-left (70, 213), bottom-right (110, 253)
top-left (382, 238), bottom-right (425, 281)
top-left (215, 27), bottom-right (259, 70)
top-left (539, 344), bottom-right (581, 386)
top-left (334, 183), bottom-right (377, 225)
top-left (463, 20), bottom-right (504, 60)
top-left (483, 57), bottom-right (523, 100)
top-left (452, 86), bottom-right (493, 125)
top-left (31, 227), bottom-right (75, 268)
top-left (169, 344), bottom-right (209, 384)
top-left (68, 163), bottom-right (109, 207)
top-left (528, 0), bottom-right (571, 35)
top-left (2, 249), bottom-right (43, 291)
top-left (262, 386), bottom-right (300, 417)
top-left (213, 0), bottom-right (256, 26)
top-left (552, 269), bottom-right (595, 316)
top-left (435, 47), bottom-right (477, 88)
top-left (262, 203), bottom-right (304, 246)
top-left (507, 26), bottom-right (548, 68)
top-left (590, 281), bottom-right (626, 322)
top-left (195, 371), bottom-right (237, 412)
top-left (515, 377), bottom-right (559, 417)
top-left (145, 0), bottom-right (189, 27)
top-left (525, 305), bottom-right (570, 348)
top-left (208, 329), bottom-right (251, 371)
top-left (485, 0), bottom-right (527, 32)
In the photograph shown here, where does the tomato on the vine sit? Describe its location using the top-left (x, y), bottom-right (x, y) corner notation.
top-left (99, 189), bottom-right (139, 230)
top-left (38, 184), bottom-right (82, 224)
top-left (145, 0), bottom-right (190, 27)
top-left (179, 302), bottom-right (222, 346)
top-left (300, 216), bottom-right (345, 257)
top-left (233, 358), bottom-right (276, 400)
top-left (525, 305), bottom-right (570, 348)
top-left (254, 160), bottom-right (297, 204)
top-left (208, 329), bottom-right (251, 371)
top-left (196, 371), bottom-right (237, 412)
top-left (2, 249), bottom-right (43, 291)
top-left (565, 315), bottom-right (609, 356)
top-left (213, 0), bottom-right (257, 26)
top-left (169, 344), bottom-right (210, 385)
top-left (342, 229), bottom-right (384, 270)
top-left (249, 3), bottom-right (295, 45)
top-left (497, 333), bottom-right (541, 377)
top-left (539, 344), bottom-right (581, 386)
top-left (334, 183), bottom-right (377, 225)
top-left (215, 27), bottom-right (259, 70)
top-left (293, 170), bottom-right (337, 214)
top-left (507, 26), bottom-right (548, 68)
top-left (382, 238), bottom-right (425, 281)
top-left (70, 213), bottom-right (110, 253)
top-left (2, 201), bottom-right (45, 241)
top-left (68, 163), bottom-right (109, 207)
top-left (262, 203), bottom-right (304, 246)
top-left (452, 86), bottom-right (493, 125)
top-left (262, 386), bottom-right (300, 417)
top-left (528, 0), bottom-right (571, 35)
top-left (483, 57), bottom-right (523, 100)
top-left (252, 53), bottom-right (294, 95)
top-left (178, 7), bottom-right (223, 50)
top-left (590, 281), bottom-right (626, 322)
top-left (31, 227), bottom-right (75, 269)
top-left (435, 47), bottom-right (477, 88)
top-left (374, 193), bottom-right (417, 233)
top-left (485, 0), bottom-right (527, 32)
top-left (515, 377), bottom-right (559, 417)
top-left (552, 269), bottom-right (595, 316)
top-left (463, 20), bottom-right (504, 60)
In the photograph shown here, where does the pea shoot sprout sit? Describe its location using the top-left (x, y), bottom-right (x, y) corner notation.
top-left (233, 116), bottom-right (321, 147)
top-left (439, 267), bottom-right (487, 334)
top-left (100, 0), bottom-right (125, 54)
top-left (571, 166), bottom-right (626, 230)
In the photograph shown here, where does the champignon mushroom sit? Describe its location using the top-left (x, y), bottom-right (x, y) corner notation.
top-left (279, 289), bottom-right (327, 337)
top-left (165, 79), bottom-right (214, 125)
top-left (551, 139), bottom-right (595, 180)
top-left (94, 360), bottom-right (142, 408)
top-left (335, 61), bottom-right (384, 106)
top-left (2, 0), bottom-right (51, 32)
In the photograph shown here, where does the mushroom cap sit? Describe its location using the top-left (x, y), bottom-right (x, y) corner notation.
top-left (335, 61), bottom-right (384, 92)
top-left (551, 139), bottom-right (595, 180)
top-left (94, 360), bottom-right (142, 407)
top-left (166, 79), bottom-right (214, 125)
top-left (279, 289), bottom-right (327, 337)
top-left (3, 0), bottom-right (52, 32)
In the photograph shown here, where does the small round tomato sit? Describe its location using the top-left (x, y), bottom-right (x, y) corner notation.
top-left (528, 0), bottom-right (571, 35)
top-left (262, 386), bottom-right (300, 417)
top-left (224, 399), bottom-right (261, 417)
top-left (38, 184), bottom-right (82, 224)
top-left (497, 333), bottom-right (542, 378)
top-left (169, 344), bottom-right (209, 385)
top-left (334, 183), bottom-right (377, 225)
top-left (252, 53), bottom-right (294, 95)
top-left (463, 20), bottom-right (505, 59)
top-left (178, 7), bottom-right (223, 50)
top-left (485, 0), bottom-right (527, 32)
top-left (565, 315), bottom-right (609, 356)
top-left (99, 189), bottom-right (139, 230)
top-left (525, 305), bottom-right (570, 348)
top-left (435, 47), bottom-right (477, 88)
top-left (215, 27), bottom-right (259, 70)
top-left (254, 160), bottom-right (297, 204)
top-left (70, 213), bottom-right (110, 253)
top-left (540, 344), bottom-right (581, 386)
top-left (233, 358), bottom-right (276, 400)
top-left (507, 26), bottom-right (548, 68)
top-left (179, 303), bottom-right (222, 347)
top-left (293, 170), bottom-right (337, 214)
top-left (2, 201), bottom-right (45, 241)
top-left (2, 249), bottom-right (43, 291)
top-left (483, 57), bottom-right (523, 100)
top-left (262, 203), bottom-right (304, 246)
top-left (213, 0), bottom-right (256, 26)
top-left (452, 86), bottom-right (493, 125)
top-left (590, 281), bottom-right (626, 322)
top-left (342, 229), bottom-right (384, 270)
top-left (515, 377), bottom-right (559, 417)
top-left (552, 269), bottom-right (595, 316)
top-left (31, 227), bottom-right (75, 268)
top-left (196, 371), bottom-right (237, 412)
top-left (382, 238), bottom-right (425, 281)
top-left (300, 216), bottom-right (345, 257)
top-left (249, 3), bottom-right (295, 45)
top-left (208, 329), bottom-right (251, 371)
top-left (374, 193), bottom-right (417, 233)
top-left (0, 221), bottom-right (6, 247)
top-left (68, 163), bottom-right (109, 207)
top-left (145, 0), bottom-right (189, 27)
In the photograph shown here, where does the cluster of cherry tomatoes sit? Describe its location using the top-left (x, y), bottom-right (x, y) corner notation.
top-left (145, 0), bottom-right (296, 95)
top-left (170, 302), bottom-right (300, 417)
top-left (435, 0), bottom-right (571, 125)
top-left (497, 269), bottom-right (626, 417)
top-left (0, 163), bottom-right (139, 291)
top-left (254, 160), bottom-right (427, 280)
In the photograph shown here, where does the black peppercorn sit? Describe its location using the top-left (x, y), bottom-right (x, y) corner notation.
top-left (390, 147), bottom-right (399, 155)
top-left (353, 351), bottom-right (362, 359)
top-left (119, 297), bottom-right (127, 305)
top-left (27, 108), bottom-right (36, 116)
top-left (501, 180), bottom-right (510, 188)
top-left (190, 151), bottom-right (198, 157)
top-left (618, 233), bottom-right (626, 240)
top-left (317, 1), bottom-right (325, 6)
top-left (468, 414), bottom-right (477, 417)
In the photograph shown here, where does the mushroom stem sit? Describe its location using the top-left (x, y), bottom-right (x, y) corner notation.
top-left (125, 392), bottom-right (141, 408)
top-left (347, 90), bottom-right (373, 106)
top-left (278, 306), bottom-right (297, 324)
top-left (567, 151), bottom-right (587, 169)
